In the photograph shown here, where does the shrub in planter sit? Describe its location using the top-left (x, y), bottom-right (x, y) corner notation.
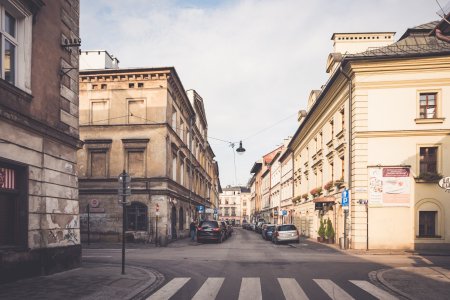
top-left (301, 193), bottom-right (309, 200)
top-left (325, 218), bottom-right (335, 244)
top-left (317, 218), bottom-right (326, 242)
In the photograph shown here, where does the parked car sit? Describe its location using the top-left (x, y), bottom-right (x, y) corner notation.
top-left (262, 224), bottom-right (276, 240)
top-left (197, 220), bottom-right (226, 243)
top-left (242, 222), bottom-right (250, 230)
top-left (272, 224), bottom-right (299, 244)
top-left (225, 220), bottom-right (234, 236)
top-left (249, 223), bottom-right (256, 231)
top-left (261, 224), bottom-right (271, 239)
top-left (221, 221), bottom-right (232, 238)
top-left (255, 221), bottom-right (266, 233)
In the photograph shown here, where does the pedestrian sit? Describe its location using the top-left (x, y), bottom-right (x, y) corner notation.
top-left (190, 220), bottom-right (197, 241)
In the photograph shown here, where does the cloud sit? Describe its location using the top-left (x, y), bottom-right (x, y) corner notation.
top-left (80, 0), bottom-right (439, 186)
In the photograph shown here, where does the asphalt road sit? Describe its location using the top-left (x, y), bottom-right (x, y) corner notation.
top-left (83, 228), bottom-right (449, 300)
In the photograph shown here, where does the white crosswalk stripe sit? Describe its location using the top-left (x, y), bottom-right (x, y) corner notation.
top-left (192, 277), bottom-right (225, 300)
top-left (147, 277), bottom-right (398, 300)
top-left (278, 278), bottom-right (309, 300)
top-left (314, 279), bottom-right (355, 300)
top-left (350, 280), bottom-right (398, 300)
top-left (146, 277), bottom-right (190, 300)
top-left (238, 277), bottom-right (262, 300)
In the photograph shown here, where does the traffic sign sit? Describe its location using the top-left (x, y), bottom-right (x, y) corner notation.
top-left (205, 208), bottom-right (214, 214)
top-left (342, 189), bottom-right (350, 209)
top-left (197, 205), bottom-right (205, 213)
top-left (282, 210), bottom-right (287, 216)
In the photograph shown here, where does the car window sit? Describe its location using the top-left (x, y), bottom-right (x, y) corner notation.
top-left (278, 225), bottom-right (297, 231)
top-left (200, 221), bottom-right (219, 228)
top-left (267, 226), bottom-right (275, 230)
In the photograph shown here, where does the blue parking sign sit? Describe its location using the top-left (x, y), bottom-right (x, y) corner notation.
top-left (197, 205), bottom-right (204, 212)
top-left (342, 189), bottom-right (349, 207)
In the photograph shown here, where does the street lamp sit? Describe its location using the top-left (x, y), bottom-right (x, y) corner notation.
top-left (236, 140), bottom-right (246, 154)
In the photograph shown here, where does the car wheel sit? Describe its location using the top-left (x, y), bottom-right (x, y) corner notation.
top-left (295, 239), bottom-right (300, 244)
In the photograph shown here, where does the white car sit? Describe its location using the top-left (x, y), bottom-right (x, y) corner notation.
top-left (272, 224), bottom-right (299, 244)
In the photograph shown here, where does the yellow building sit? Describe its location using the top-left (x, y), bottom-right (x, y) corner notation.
top-left (77, 54), bottom-right (219, 244)
top-left (289, 22), bottom-right (450, 250)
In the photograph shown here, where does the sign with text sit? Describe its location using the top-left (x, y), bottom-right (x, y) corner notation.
top-left (342, 189), bottom-right (350, 208)
top-left (368, 167), bottom-right (411, 207)
top-left (439, 177), bottom-right (450, 192)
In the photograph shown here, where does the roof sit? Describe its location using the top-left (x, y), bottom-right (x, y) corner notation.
top-left (347, 21), bottom-right (450, 60)
top-left (288, 21), bottom-right (450, 151)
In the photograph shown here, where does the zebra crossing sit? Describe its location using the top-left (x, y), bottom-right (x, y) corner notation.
top-left (146, 276), bottom-right (398, 300)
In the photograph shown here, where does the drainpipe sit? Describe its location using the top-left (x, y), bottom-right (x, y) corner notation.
top-left (340, 65), bottom-right (352, 250)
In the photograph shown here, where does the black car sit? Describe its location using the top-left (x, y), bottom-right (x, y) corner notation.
top-left (221, 221), bottom-right (232, 239)
top-left (197, 220), bottom-right (226, 243)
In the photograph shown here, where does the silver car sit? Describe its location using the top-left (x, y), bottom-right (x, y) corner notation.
top-left (272, 224), bottom-right (299, 244)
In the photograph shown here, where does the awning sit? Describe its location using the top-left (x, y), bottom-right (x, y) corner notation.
top-left (313, 196), bottom-right (336, 203)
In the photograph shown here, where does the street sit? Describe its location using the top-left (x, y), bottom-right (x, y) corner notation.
top-left (78, 228), bottom-right (450, 300)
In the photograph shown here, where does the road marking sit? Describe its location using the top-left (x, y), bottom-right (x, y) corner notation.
top-left (421, 257), bottom-right (434, 265)
top-left (146, 277), bottom-right (190, 300)
top-left (278, 278), bottom-right (309, 300)
top-left (82, 256), bottom-right (112, 258)
top-left (192, 277), bottom-right (224, 300)
top-left (314, 279), bottom-right (355, 300)
top-left (238, 277), bottom-right (262, 300)
top-left (350, 280), bottom-right (398, 300)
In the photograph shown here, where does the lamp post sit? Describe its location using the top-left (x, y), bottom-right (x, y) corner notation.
top-left (118, 170), bottom-right (131, 275)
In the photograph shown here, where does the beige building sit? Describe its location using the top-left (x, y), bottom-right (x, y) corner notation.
top-left (219, 186), bottom-right (250, 225)
top-left (77, 55), bottom-right (219, 244)
top-left (289, 22), bottom-right (450, 250)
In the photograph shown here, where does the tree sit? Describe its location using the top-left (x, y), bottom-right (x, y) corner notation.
top-left (325, 218), bottom-right (335, 243)
top-left (318, 218), bottom-right (326, 241)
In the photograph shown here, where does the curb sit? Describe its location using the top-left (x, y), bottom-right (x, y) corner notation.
top-left (374, 268), bottom-right (413, 300)
top-left (129, 265), bottom-right (165, 300)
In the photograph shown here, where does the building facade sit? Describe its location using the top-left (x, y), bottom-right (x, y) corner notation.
top-left (289, 22), bottom-right (450, 250)
top-left (219, 186), bottom-right (250, 225)
top-left (77, 61), bottom-right (219, 244)
top-left (0, 0), bottom-right (81, 282)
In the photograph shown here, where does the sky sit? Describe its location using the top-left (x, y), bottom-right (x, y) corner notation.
top-left (80, 0), bottom-right (443, 187)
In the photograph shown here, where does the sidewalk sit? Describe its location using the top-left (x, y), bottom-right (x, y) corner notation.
top-left (0, 262), bottom-right (163, 300)
top-left (376, 266), bottom-right (450, 300)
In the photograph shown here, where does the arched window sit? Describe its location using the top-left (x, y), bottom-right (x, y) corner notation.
top-left (127, 202), bottom-right (148, 231)
top-left (179, 207), bottom-right (184, 230)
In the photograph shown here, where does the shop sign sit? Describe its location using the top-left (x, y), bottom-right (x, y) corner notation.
top-left (439, 177), bottom-right (450, 192)
top-left (368, 167), bottom-right (411, 207)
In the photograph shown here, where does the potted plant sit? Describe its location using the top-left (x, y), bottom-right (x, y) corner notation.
top-left (301, 193), bottom-right (309, 201)
top-left (310, 187), bottom-right (323, 197)
top-left (317, 218), bottom-right (326, 242)
top-left (324, 180), bottom-right (334, 192)
top-left (325, 218), bottom-right (335, 244)
top-left (335, 177), bottom-right (344, 188)
top-left (414, 172), bottom-right (443, 183)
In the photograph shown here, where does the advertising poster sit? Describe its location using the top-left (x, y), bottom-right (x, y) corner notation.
top-left (368, 167), bottom-right (411, 207)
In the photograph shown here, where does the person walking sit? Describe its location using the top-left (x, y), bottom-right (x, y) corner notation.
top-left (190, 220), bottom-right (197, 241)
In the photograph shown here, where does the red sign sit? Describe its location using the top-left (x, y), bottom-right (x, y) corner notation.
top-left (382, 167), bottom-right (410, 177)
top-left (0, 168), bottom-right (16, 190)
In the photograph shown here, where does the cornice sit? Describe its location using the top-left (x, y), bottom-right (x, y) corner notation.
top-left (356, 129), bottom-right (450, 138)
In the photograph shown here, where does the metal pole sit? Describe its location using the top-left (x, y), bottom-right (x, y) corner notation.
top-left (87, 204), bottom-right (90, 246)
top-left (155, 216), bottom-right (158, 246)
top-left (122, 171), bottom-right (126, 275)
top-left (366, 203), bottom-right (369, 251)
top-left (344, 209), bottom-right (348, 250)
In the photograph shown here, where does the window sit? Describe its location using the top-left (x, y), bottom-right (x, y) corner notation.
top-left (101, 84), bottom-right (107, 90)
top-left (0, 4), bottom-right (32, 91)
top-left (172, 107), bottom-right (177, 131)
top-left (129, 83), bottom-right (134, 88)
top-left (0, 163), bottom-right (27, 248)
top-left (180, 160), bottom-right (184, 186)
top-left (90, 100), bottom-right (109, 125)
top-left (419, 147), bottom-right (438, 174)
top-left (419, 93), bottom-right (436, 119)
top-left (138, 82), bottom-right (144, 88)
top-left (172, 153), bottom-right (177, 181)
top-left (127, 202), bottom-right (148, 231)
top-left (128, 99), bottom-right (145, 124)
top-left (127, 151), bottom-right (144, 177)
top-left (419, 211), bottom-right (436, 237)
top-left (90, 151), bottom-right (107, 177)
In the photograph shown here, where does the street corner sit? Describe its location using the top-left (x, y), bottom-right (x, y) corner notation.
top-left (375, 266), bottom-right (450, 300)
